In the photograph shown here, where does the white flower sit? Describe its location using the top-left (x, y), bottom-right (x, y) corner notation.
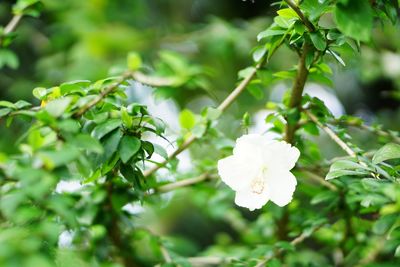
top-left (217, 134), bottom-right (300, 211)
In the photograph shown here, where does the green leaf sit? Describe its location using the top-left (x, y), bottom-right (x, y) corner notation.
top-left (92, 119), bottom-right (121, 140)
top-left (14, 100), bottom-right (32, 109)
top-left (119, 135), bottom-right (141, 163)
top-left (142, 141), bottom-right (154, 159)
top-left (326, 169), bottom-right (368, 180)
top-left (257, 29), bottom-right (287, 41)
top-left (202, 107), bottom-right (222, 121)
top-left (327, 49), bottom-right (346, 66)
top-left (330, 159), bottom-right (370, 171)
top-left (252, 46), bottom-right (267, 62)
top-left (300, 0), bottom-right (330, 21)
top-left (60, 80), bottom-right (90, 95)
top-left (373, 143), bottom-right (400, 164)
top-left (44, 97), bottom-right (72, 117)
top-left (310, 32), bottom-right (327, 51)
top-left (102, 129), bottom-right (122, 161)
top-left (0, 108), bottom-right (12, 118)
top-left (127, 52), bottom-right (142, 71)
top-left (154, 144), bottom-right (168, 159)
top-left (0, 101), bottom-right (16, 109)
top-left (68, 134), bottom-right (104, 154)
top-left (247, 84), bottom-right (264, 100)
top-left (179, 109), bottom-right (196, 130)
top-left (0, 49), bottom-right (19, 69)
top-left (277, 8), bottom-right (299, 18)
top-left (121, 107), bottom-right (133, 128)
top-left (38, 145), bottom-right (81, 169)
top-left (33, 87), bottom-right (48, 100)
top-left (334, 0), bottom-right (373, 42)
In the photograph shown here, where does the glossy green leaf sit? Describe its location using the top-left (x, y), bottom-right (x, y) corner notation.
top-left (91, 119), bottom-right (121, 140)
top-left (179, 109), bottom-right (196, 130)
top-left (310, 32), bottom-right (327, 51)
top-left (373, 143), bottom-right (400, 164)
top-left (334, 0), bottom-right (373, 42)
top-left (119, 135), bottom-right (141, 163)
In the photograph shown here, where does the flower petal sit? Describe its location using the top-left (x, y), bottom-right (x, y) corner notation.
top-left (263, 141), bottom-right (300, 170)
top-left (217, 156), bottom-right (258, 191)
top-left (233, 134), bottom-right (271, 164)
top-left (234, 189), bottom-right (270, 211)
top-left (265, 170), bottom-right (297, 207)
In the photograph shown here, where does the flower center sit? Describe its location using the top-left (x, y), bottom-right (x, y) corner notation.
top-left (250, 167), bottom-right (266, 194)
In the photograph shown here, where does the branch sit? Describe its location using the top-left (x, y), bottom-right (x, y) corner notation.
top-left (143, 39), bottom-right (287, 177)
top-left (143, 66), bottom-right (261, 177)
top-left (304, 110), bottom-right (356, 157)
top-left (74, 72), bottom-right (132, 117)
top-left (154, 173), bottom-right (212, 193)
top-left (333, 119), bottom-right (400, 144)
top-left (284, 42), bottom-right (311, 144)
top-left (255, 224), bottom-right (323, 267)
top-left (187, 256), bottom-right (228, 266)
top-left (0, 14), bottom-right (23, 46)
top-left (132, 72), bottom-right (177, 88)
top-left (74, 71), bottom-right (182, 117)
top-left (298, 169), bottom-right (338, 191)
top-left (283, 0), bottom-right (315, 32)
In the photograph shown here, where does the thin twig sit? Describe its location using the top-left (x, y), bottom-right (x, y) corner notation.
top-left (283, 0), bottom-right (315, 32)
top-left (0, 14), bottom-right (23, 46)
top-left (160, 245), bottom-right (172, 263)
top-left (143, 39), bottom-right (287, 177)
top-left (155, 173), bottom-right (211, 193)
top-left (74, 72), bottom-right (133, 117)
top-left (187, 256), bottom-right (228, 266)
top-left (143, 65), bottom-right (261, 177)
top-left (132, 72), bottom-right (177, 87)
top-left (333, 119), bottom-right (400, 144)
top-left (305, 110), bottom-right (356, 157)
top-left (299, 169), bottom-right (338, 191)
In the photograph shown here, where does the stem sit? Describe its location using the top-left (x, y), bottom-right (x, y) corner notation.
top-left (105, 181), bottom-right (139, 267)
top-left (0, 14), bottom-right (23, 46)
top-left (143, 37), bottom-right (289, 178)
top-left (333, 119), bottom-right (400, 144)
top-left (155, 173), bottom-right (211, 193)
top-left (283, 0), bottom-right (315, 32)
top-left (299, 169), bottom-right (338, 191)
top-left (74, 72), bottom-right (132, 117)
top-left (284, 43), bottom-right (311, 144)
top-left (143, 61), bottom-right (264, 177)
top-left (132, 72), bottom-right (177, 87)
top-left (305, 110), bottom-right (356, 157)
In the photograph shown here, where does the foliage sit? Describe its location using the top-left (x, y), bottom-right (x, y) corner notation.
top-left (1, 0), bottom-right (400, 266)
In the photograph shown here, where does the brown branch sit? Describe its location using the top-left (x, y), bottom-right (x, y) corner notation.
top-left (143, 63), bottom-right (262, 177)
top-left (143, 38), bottom-right (287, 178)
top-left (155, 173), bottom-right (211, 193)
top-left (74, 71), bottom-right (178, 118)
top-left (283, 0), bottom-right (315, 32)
top-left (74, 72), bottom-right (132, 117)
top-left (132, 72), bottom-right (176, 87)
top-left (285, 43), bottom-right (311, 144)
top-left (299, 169), bottom-right (338, 191)
top-left (333, 119), bottom-right (400, 144)
top-left (305, 110), bottom-right (356, 157)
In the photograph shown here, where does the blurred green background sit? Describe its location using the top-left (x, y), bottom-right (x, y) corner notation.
top-left (1, 1), bottom-right (400, 265)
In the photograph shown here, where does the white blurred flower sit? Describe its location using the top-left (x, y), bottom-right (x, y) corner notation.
top-left (217, 134), bottom-right (300, 211)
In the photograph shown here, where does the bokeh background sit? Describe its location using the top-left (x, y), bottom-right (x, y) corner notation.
top-left (1, 0), bottom-right (400, 265)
